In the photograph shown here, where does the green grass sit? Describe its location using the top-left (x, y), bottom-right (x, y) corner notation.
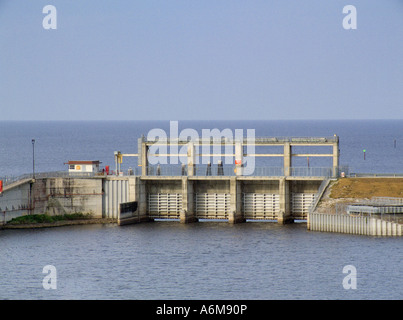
top-left (7, 213), bottom-right (93, 225)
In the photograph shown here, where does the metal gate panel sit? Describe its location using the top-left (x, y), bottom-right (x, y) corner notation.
top-left (148, 193), bottom-right (182, 219)
top-left (242, 193), bottom-right (280, 220)
top-left (103, 179), bottom-right (129, 219)
top-left (195, 193), bottom-right (230, 219)
top-left (291, 193), bottom-right (315, 218)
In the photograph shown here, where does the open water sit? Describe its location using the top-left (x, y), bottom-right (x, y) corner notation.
top-left (0, 120), bottom-right (402, 176)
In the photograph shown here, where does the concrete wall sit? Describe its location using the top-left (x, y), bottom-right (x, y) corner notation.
top-left (241, 180), bottom-right (279, 193)
top-left (42, 178), bottom-right (103, 216)
top-left (0, 181), bottom-right (31, 223)
top-left (193, 179), bottom-right (231, 194)
top-left (1, 177), bottom-right (104, 223)
top-left (290, 180), bottom-right (322, 193)
top-left (146, 179), bottom-right (182, 194)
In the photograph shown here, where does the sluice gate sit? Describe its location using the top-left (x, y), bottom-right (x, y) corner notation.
top-left (135, 177), bottom-right (321, 223)
top-left (194, 193), bottom-right (231, 220)
top-left (148, 193), bottom-right (183, 219)
top-left (125, 134), bottom-right (339, 223)
top-left (242, 193), bottom-right (280, 220)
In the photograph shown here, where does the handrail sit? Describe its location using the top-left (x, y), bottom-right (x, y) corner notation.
top-left (308, 178), bottom-right (331, 214)
top-left (0, 171), bottom-right (100, 186)
top-left (144, 136), bottom-right (339, 144)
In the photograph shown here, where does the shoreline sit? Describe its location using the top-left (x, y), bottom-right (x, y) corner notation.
top-left (1, 218), bottom-right (117, 230)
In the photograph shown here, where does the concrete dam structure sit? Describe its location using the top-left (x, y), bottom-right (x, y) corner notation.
top-left (1, 136), bottom-right (340, 226)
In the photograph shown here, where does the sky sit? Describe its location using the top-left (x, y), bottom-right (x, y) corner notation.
top-left (0, 0), bottom-right (402, 121)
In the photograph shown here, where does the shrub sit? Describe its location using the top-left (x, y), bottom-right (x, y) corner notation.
top-left (7, 213), bottom-right (93, 225)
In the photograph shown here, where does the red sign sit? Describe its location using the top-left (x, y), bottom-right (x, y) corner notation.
top-left (0, 180), bottom-right (3, 193)
top-left (235, 160), bottom-right (242, 165)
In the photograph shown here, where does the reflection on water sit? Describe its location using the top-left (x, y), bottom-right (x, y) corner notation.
top-left (0, 221), bottom-right (402, 300)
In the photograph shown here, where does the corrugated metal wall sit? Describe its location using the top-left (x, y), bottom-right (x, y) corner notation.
top-left (309, 213), bottom-right (402, 236)
top-left (103, 179), bottom-right (129, 218)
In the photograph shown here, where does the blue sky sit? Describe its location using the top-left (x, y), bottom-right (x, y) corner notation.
top-left (0, 0), bottom-right (402, 120)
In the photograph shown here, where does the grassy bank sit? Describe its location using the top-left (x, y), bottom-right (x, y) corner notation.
top-left (2, 213), bottom-right (117, 229)
top-left (7, 213), bottom-right (93, 225)
top-left (329, 178), bottom-right (403, 199)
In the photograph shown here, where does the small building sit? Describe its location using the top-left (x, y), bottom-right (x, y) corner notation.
top-left (66, 160), bottom-right (101, 173)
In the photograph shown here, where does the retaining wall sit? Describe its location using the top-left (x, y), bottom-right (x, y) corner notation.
top-left (308, 212), bottom-right (402, 236)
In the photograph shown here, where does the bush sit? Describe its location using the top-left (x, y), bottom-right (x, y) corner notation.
top-left (7, 213), bottom-right (93, 225)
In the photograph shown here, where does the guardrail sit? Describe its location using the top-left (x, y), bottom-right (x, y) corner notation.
top-left (145, 166), bottom-right (334, 177)
top-left (348, 173), bottom-right (403, 177)
top-left (333, 201), bottom-right (403, 224)
top-left (0, 171), bottom-right (100, 187)
top-left (308, 178), bottom-right (331, 214)
top-left (4, 168), bottom-right (401, 182)
top-left (1, 167), bottom-right (337, 180)
top-left (290, 167), bottom-right (333, 177)
top-left (143, 136), bottom-right (339, 144)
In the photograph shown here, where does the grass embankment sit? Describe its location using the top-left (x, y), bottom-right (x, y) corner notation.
top-left (329, 178), bottom-right (403, 199)
top-left (3, 213), bottom-right (116, 229)
top-left (7, 213), bottom-right (93, 225)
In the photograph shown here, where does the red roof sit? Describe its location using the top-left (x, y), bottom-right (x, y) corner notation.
top-left (66, 161), bottom-right (100, 165)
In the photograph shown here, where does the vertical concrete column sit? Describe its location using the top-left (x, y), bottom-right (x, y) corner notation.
top-left (141, 143), bottom-right (148, 176)
top-left (180, 177), bottom-right (197, 223)
top-left (128, 176), bottom-right (137, 202)
top-left (229, 177), bottom-right (245, 223)
top-left (278, 178), bottom-right (293, 224)
top-left (235, 141), bottom-right (243, 176)
top-left (137, 178), bottom-right (150, 221)
top-left (187, 142), bottom-right (195, 176)
top-left (333, 141), bottom-right (339, 178)
top-left (284, 142), bottom-right (291, 177)
top-left (137, 177), bottom-right (153, 222)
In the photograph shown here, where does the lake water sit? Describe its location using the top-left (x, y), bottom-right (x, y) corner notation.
top-left (0, 120), bottom-right (403, 177)
top-left (0, 120), bottom-right (402, 300)
top-left (0, 222), bottom-right (402, 300)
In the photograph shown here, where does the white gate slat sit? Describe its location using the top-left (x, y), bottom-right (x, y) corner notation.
top-left (195, 193), bottom-right (230, 219)
top-left (242, 193), bottom-right (280, 220)
top-left (148, 193), bottom-right (182, 219)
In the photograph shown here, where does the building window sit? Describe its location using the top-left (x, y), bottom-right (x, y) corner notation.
top-left (69, 165), bottom-right (75, 170)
